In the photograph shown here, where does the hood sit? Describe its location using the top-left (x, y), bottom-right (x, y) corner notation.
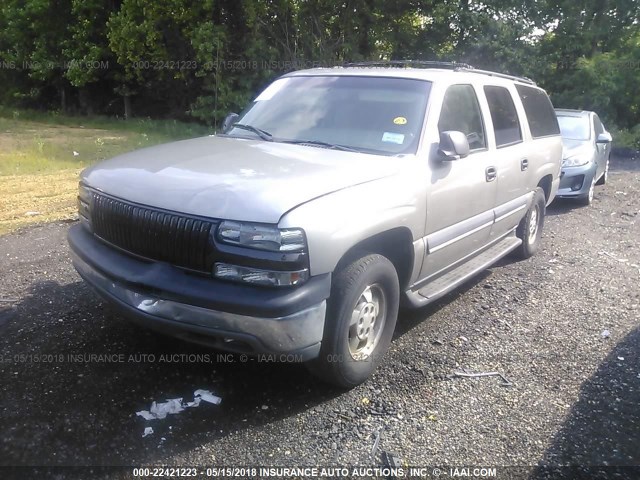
top-left (81, 135), bottom-right (401, 223)
top-left (561, 138), bottom-right (593, 159)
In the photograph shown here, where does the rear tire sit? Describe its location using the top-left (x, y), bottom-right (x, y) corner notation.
top-left (306, 254), bottom-right (399, 388)
top-left (514, 187), bottom-right (546, 259)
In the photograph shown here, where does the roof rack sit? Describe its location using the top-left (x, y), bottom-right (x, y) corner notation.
top-left (344, 60), bottom-right (474, 70)
top-left (342, 60), bottom-right (536, 86)
top-left (456, 67), bottom-right (536, 85)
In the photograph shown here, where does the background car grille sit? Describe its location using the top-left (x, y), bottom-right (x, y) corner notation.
top-left (91, 193), bottom-right (215, 272)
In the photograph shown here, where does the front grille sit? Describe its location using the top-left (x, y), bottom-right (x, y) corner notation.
top-left (90, 193), bottom-right (215, 272)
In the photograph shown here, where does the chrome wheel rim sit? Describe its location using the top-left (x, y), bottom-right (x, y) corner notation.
top-left (528, 206), bottom-right (539, 244)
top-left (604, 159), bottom-right (609, 182)
top-left (348, 284), bottom-right (386, 360)
top-left (588, 178), bottom-right (595, 203)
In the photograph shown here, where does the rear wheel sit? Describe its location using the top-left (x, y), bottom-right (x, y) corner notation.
top-left (306, 254), bottom-right (399, 388)
top-left (514, 187), bottom-right (546, 259)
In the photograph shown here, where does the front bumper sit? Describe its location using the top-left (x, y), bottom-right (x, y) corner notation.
top-left (68, 224), bottom-right (329, 360)
top-left (556, 163), bottom-right (597, 198)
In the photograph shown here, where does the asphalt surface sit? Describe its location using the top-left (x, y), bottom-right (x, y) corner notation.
top-left (0, 156), bottom-right (639, 478)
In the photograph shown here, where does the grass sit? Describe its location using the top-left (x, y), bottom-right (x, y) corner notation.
top-left (0, 107), bottom-right (210, 235)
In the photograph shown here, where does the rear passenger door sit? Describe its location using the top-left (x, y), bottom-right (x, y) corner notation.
top-left (421, 84), bottom-right (497, 280)
top-left (482, 85), bottom-right (532, 240)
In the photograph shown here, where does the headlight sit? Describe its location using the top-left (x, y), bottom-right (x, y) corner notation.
top-left (78, 183), bottom-right (91, 203)
top-left (78, 183), bottom-right (92, 231)
top-left (217, 221), bottom-right (306, 252)
top-left (562, 156), bottom-right (590, 167)
top-left (214, 263), bottom-right (309, 287)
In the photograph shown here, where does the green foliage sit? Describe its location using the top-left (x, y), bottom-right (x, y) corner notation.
top-left (63, 0), bottom-right (116, 88)
top-left (533, 0), bottom-right (640, 131)
top-left (0, 0), bottom-right (639, 132)
top-left (610, 125), bottom-right (640, 150)
top-left (0, 0), bottom-right (73, 108)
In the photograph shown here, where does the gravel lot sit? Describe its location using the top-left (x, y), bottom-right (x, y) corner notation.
top-left (0, 156), bottom-right (638, 477)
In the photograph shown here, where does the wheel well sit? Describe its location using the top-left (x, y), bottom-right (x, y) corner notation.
top-left (537, 175), bottom-right (553, 203)
top-left (334, 228), bottom-right (414, 290)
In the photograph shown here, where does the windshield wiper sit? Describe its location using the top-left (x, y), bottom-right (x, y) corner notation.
top-left (230, 123), bottom-right (273, 141)
top-left (282, 139), bottom-right (360, 153)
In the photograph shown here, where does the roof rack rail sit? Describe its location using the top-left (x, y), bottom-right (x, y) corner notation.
top-left (342, 60), bottom-right (536, 85)
top-left (456, 67), bottom-right (536, 85)
top-left (343, 60), bottom-right (474, 70)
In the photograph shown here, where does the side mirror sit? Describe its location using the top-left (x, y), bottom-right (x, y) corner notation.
top-left (222, 113), bottom-right (240, 133)
top-left (438, 131), bottom-right (470, 160)
top-left (596, 132), bottom-right (612, 144)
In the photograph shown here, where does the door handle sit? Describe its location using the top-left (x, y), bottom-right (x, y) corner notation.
top-left (521, 158), bottom-right (529, 171)
top-left (485, 166), bottom-right (497, 182)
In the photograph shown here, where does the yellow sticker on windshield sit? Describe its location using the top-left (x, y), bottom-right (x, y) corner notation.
top-left (393, 116), bottom-right (407, 125)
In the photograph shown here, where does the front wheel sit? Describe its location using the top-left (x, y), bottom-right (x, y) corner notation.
top-left (577, 176), bottom-right (596, 206)
top-left (514, 187), bottom-right (546, 259)
top-left (306, 254), bottom-right (399, 388)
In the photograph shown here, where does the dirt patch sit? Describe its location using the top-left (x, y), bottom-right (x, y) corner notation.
top-left (0, 170), bottom-right (80, 235)
top-left (0, 122), bottom-right (117, 150)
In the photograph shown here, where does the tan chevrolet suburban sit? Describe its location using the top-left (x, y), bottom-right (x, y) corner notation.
top-left (69, 61), bottom-right (562, 387)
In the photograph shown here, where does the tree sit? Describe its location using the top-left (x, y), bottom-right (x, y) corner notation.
top-left (0, 0), bottom-right (638, 134)
top-left (63, 0), bottom-right (121, 114)
top-left (0, 0), bottom-right (73, 109)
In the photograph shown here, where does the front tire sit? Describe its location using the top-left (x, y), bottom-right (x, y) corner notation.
top-left (577, 176), bottom-right (596, 206)
top-left (306, 254), bottom-right (399, 388)
top-left (514, 187), bottom-right (546, 259)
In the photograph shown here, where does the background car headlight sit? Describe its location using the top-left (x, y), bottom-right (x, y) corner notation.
top-left (217, 221), bottom-right (306, 252)
top-left (214, 263), bottom-right (309, 287)
top-left (562, 156), bottom-right (590, 167)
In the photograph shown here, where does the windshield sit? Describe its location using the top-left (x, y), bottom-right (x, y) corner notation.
top-left (557, 115), bottom-right (591, 141)
top-left (225, 75), bottom-right (431, 155)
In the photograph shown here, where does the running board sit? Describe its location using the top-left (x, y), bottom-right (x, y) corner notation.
top-left (405, 235), bottom-right (522, 308)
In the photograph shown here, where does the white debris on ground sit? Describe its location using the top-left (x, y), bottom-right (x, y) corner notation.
top-left (137, 398), bottom-right (185, 420)
top-left (136, 390), bottom-right (222, 423)
top-left (194, 389), bottom-right (222, 405)
top-left (184, 397), bottom-right (201, 408)
top-left (142, 427), bottom-right (154, 438)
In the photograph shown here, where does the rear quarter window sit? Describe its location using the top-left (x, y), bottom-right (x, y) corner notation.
top-left (515, 85), bottom-right (560, 138)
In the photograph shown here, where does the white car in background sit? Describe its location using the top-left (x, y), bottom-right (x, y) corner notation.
top-left (555, 109), bottom-right (612, 205)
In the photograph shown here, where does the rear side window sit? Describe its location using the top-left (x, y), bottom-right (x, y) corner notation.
top-left (484, 86), bottom-right (522, 147)
top-left (438, 84), bottom-right (486, 150)
top-left (515, 85), bottom-right (560, 138)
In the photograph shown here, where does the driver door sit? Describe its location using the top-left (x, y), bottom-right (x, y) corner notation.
top-left (419, 84), bottom-right (498, 281)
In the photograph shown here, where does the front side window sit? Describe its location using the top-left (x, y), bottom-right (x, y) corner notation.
top-left (438, 84), bottom-right (486, 151)
top-left (226, 75), bottom-right (432, 155)
top-left (484, 86), bottom-right (522, 147)
top-left (515, 85), bottom-right (560, 138)
top-left (593, 115), bottom-right (604, 136)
